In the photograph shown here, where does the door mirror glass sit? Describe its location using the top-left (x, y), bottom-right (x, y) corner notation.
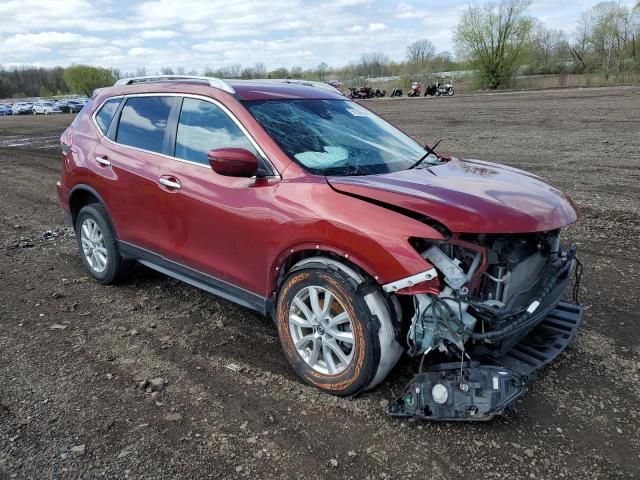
top-left (208, 148), bottom-right (259, 177)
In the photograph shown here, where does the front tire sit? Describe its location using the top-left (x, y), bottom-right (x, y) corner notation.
top-left (276, 258), bottom-right (402, 396)
top-left (75, 204), bottom-right (133, 284)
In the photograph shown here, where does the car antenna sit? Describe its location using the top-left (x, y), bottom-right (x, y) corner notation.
top-left (409, 139), bottom-right (442, 170)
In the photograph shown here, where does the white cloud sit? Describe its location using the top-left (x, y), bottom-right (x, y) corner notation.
top-left (368, 23), bottom-right (387, 31)
top-left (0, 31), bottom-right (106, 59)
top-left (128, 47), bottom-right (156, 56)
top-left (141, 30), bottom-right (179, 39)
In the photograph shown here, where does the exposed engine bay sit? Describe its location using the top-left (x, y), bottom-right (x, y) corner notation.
top-left (387, 230), bottom-right (583, 421)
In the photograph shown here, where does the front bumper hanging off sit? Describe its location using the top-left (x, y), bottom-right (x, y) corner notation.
top-left (387, 301), bottom-right (584, 421)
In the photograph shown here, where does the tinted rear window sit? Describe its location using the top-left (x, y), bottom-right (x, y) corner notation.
top-left (116, 96), bottom-right (175, 154)
top-left (95, 98), bottom-right (122, 134)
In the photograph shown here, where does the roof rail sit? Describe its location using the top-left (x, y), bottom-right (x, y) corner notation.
top-left (113, 75), bottom-right (235, 94)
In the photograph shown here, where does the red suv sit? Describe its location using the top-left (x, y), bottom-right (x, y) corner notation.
top-left (57, 76), bottom-right (583, 421)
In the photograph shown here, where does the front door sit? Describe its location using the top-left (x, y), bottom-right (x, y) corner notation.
top-left (156, 96), bottom-right (278, 297)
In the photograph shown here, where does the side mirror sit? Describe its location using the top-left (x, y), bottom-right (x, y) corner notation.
top-left (208, 148), bottom-right (259, 178)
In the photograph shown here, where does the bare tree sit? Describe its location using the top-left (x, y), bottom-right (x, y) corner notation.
top-left (406, 39), bottom-right (436, 63)
top-left (356, 52), bottom-right (390, 78)
top-left (531, 21), bottom-right (567, 67)
top-left (454, 0), bottom-right (533, 88)
top-left (316, 62), bottom-right (329, 80)
top-left (254, 62), bottom-right (267, 78)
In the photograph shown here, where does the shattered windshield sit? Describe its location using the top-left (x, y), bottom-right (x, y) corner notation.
top-left (243, 99), bottom-right (431, 176)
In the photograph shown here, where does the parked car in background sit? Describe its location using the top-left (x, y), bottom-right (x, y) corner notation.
top-left (33, 100), bottom-right (62, 115)
top-left (66, 100), bottom-right (84, 113)
top-left (12, 102), bottom-right (34, 114)
top-left (0, 104), bottom-right (13, 115)
top-left (54, 100), bottom-right (71, 113)
top-left (57, 75), bottom-right (583, 422)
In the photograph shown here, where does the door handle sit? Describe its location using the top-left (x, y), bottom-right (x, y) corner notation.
top-left (158, 177), bottom-right (181, 190)
top-left (95, 156), bottom-right (111, 167)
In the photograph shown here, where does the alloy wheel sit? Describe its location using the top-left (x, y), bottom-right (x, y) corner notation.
top-left (288, 286), bottom-right (354, 375)
top-left (80, 218), bottom-right (108, 273)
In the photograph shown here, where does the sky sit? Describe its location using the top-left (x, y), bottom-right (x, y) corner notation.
top-left (0, 0), bottom-right (637, 73)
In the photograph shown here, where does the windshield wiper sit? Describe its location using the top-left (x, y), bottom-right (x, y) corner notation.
top-left (408, 139), bottom-right (442, 170)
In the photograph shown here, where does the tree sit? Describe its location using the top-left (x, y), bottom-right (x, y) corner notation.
top-left (224, 64), bottom-right (242, 78)
top-left (240, 67), bottom-right (255, 79)
top-left (63, 65), bottom-right (116, 96)
top-left (316, 62), bottom-right (329, 80)
top-left (355, 52), bottom-right (390, 78)
top-left (268, 67), bottom-right (290, 78)
top-left (572, 2), bottom-right (637, 72)
top-left (454, 0), bottom-right (533, 88)
top-left (254, 62), bottom-right (267, 78)
top-left (406, 39), bottom-right (436, 63)
top-left (530, 21), bottom-right (568, 70)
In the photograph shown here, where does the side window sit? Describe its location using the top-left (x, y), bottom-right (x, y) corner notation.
top-left (95, 98), bottom-right (122, 134)
top-left (175, 98), bottom-right (258, 164)
top-left (116, 96), bottom-right (174, 154)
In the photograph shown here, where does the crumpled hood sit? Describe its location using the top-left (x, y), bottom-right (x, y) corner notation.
top-left (327, 158), bottom-right (578, 234)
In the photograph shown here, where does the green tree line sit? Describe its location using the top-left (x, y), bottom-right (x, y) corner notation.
top-left (0, 65), bottom-right (118, 99)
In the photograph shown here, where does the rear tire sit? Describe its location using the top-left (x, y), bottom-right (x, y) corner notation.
top-left (276, 258), bottom-right (402, 396)
top-left (75, 204), bottom-right (133, 285)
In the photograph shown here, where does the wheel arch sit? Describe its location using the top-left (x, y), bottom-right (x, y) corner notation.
top-left (69, 185), bottom-right (117, 235)
top-left (269, 243), bottom-right (382, 297)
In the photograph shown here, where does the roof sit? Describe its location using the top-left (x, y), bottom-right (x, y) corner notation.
top-left (228, 80), bottom-right (344, 101)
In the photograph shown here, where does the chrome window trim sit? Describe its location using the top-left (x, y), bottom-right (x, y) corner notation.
top-left (91, 92), bottom-right (280, 179)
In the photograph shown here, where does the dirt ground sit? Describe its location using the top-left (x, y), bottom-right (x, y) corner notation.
top-left (1, 87), bottom-right (639, 479)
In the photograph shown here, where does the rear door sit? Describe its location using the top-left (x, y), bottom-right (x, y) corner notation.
top-left (156, 96), bottom-right (278, 297)
top-left (91, 95), bottom-right (179, 257)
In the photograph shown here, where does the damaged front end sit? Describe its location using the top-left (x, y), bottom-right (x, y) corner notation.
top-left (386, 230), bottom-right (583, 421)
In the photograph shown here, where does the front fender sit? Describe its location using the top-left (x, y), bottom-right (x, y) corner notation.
top-left (267, 179), bottom-right (445, 293)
